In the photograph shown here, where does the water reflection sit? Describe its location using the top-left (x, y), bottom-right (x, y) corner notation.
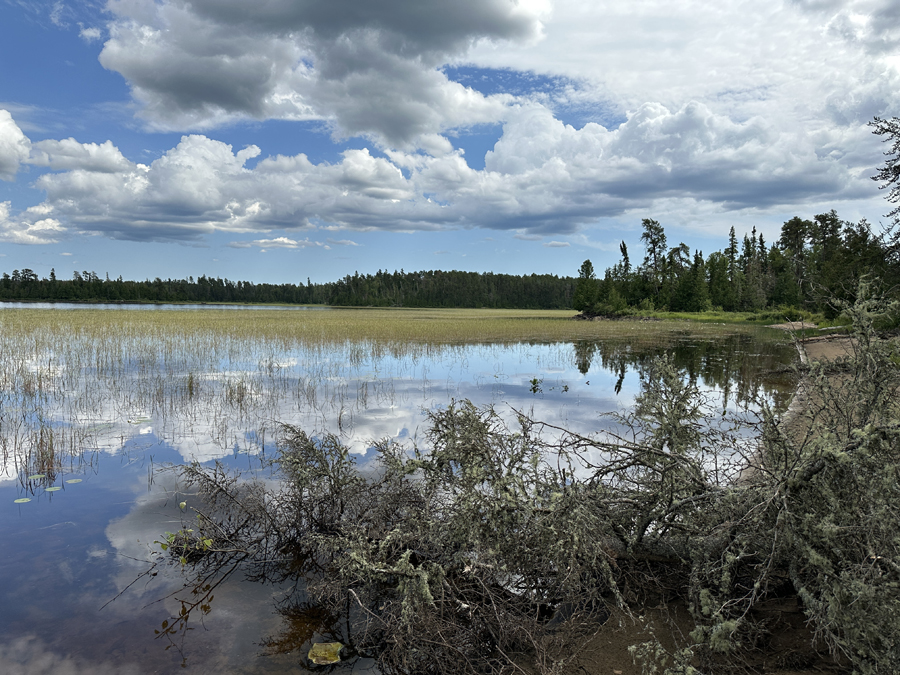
top-left (573, 330), bottom-right (795, 412)
top-left (1, 334), bottom-right (795, 489)
top-left (0, 326), bottom-right (797, 673)
top-left (0, 302), bottom-right (329, 311)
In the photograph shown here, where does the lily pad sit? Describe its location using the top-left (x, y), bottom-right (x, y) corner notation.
top-left (27, 474), bottom-right (46, 480)
top-left (14, 498), bottom-right (31, 504)
top-left (65, 479), bottom-right (83, 484)
top-left (45, 486), bottom-right (62, 492)
top-left (308, 642), bottom-right (343, 665)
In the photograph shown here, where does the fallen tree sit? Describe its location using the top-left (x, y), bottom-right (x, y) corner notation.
top-left (160, 291), bottom-right (900, 674)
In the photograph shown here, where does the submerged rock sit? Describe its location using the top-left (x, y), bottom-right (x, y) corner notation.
top-left (308, 641), bottom-right (343, 665)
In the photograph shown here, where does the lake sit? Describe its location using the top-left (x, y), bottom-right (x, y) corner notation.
top-left (0, 307), bottom-right (796, 674)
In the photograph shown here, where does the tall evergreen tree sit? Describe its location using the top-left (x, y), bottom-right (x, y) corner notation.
top-left (572, 260), bottom-right (599, 313)
top-left (640, 219), bottom-right (667, 305)
top-left (870, 116), bottom-right (900, 244)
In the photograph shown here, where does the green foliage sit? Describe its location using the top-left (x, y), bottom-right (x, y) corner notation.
top-left (573, 259), bottom-right (599, 312)
top-left (870, 116), bottom-right (900, 238)
top-left (156, 528), bottom-right (215, 566)
top-left (573, 203), bottom-right (900, 319)
top-left (630, 642), bottom-right (701, 675)
top-left (0, 267), bottom-right (579, 309)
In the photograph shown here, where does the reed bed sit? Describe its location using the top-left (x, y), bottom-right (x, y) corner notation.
top-left (0, 307), bottom-right (788, 487)
top-left (0, 307), bottom-right (710, 343)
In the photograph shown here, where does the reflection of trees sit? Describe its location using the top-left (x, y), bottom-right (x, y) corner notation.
top-left (572, 332), bottom-right (796, 409)
top-left (573, 341), bottom-right (597, 375)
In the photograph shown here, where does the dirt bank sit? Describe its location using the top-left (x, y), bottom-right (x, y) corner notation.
top-left (766, 321), bottom-right (819, 331)
top-left (799, 334), bottom-right (855, 363)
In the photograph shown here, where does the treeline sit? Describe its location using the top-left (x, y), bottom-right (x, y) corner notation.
top-left (4, 210), bottom-right (896, 313)
top-left (574, 211), bottom-right (900, 318)
top-left (0, 268), bottom-right (575, 309)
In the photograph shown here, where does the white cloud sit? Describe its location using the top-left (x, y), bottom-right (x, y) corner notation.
top-left (95, 0), bottom-right (540, 145)
top-left (30, 138), bottom-right (132, 173)
top-left (794, 0), bottom-right (900, 55)
top-left (229, 237), bottom-right (322, 249)
top-left (0, 94), bottom-right (882, 246)
top-left (79, 26), bottom-right (103, 42)
top-left (543, 240), bottom-right (569, 247)
top-left (327, 238), bottom-right (359, 246)
top-left (0, 110), bottom-right (31, 180)
top-left (5, 0), bottom-right (898, 251)
top-left (49, 1), bottom-right (67, 27)
top-left (0, 202), bottom-right (65, 245)
top-left (466, 0), bottom-right (899, 119)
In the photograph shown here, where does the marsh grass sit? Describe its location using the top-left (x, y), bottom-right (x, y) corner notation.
top-left (0, 308), bottom-right (791, 487)
top-left (636, 308), bottom-right (828, 326)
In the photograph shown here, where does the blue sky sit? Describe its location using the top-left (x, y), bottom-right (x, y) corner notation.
top-left (1, 0), bottom-right (898, 284)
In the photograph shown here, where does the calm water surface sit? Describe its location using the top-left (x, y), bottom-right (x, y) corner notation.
top-left (0, 308), bottom-right (796, 674)
top-left (0, 301), bottom-right (328, 311)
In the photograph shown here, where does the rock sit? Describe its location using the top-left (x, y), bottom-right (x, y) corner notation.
top-left (308, 641), bottom-right (343, 665)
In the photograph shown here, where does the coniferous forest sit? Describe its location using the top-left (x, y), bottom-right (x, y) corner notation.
top-left (574, 210), bottom-right (900, 319)
top-left (0, 268), bottom-right (575, 309)
top-left (2, 209), bottom-right (898, 315)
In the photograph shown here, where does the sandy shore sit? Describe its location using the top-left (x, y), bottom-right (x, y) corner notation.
top-left (799, 334), bottom-right (855, 363)
top-left (764, 321), bottom-right (855, 364)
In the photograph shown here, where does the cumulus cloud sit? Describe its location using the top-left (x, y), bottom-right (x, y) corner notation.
top-left (96, 0), bottom-right (542, 145)
top-left (791, 0), bottom-right (900, 55)
top-left (0, 110), bottom-right (31, 180)
top-left (0, 95), bottom-right (878, 244)
top-left (182, 0), bottom-right (544, 54)
top-left (467, 0), bottom-right (899, 116)
top-left (5, 0), bottom-right (894, 250)
top-left (472, 101), bottom-right (867, 219)
top-left (30, 138), bottom-right (132, 173)
top-left (0, 202), bottom-right (65, 245)
top-left (31, 135), bottom-right (444, 240)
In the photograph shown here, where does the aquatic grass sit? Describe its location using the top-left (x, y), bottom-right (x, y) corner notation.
top-left (0, 307), bottom-right (794, 476)
top-left (0, 307), bottom-right (769, 346)
top-left (638, 307), bottom-right (828, 326)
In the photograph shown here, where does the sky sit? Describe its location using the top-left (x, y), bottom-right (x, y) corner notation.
top-left (0, 0), bottom-right (898, 284)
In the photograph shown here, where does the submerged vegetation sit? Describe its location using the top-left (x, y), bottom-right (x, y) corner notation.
top-left (0, 307), bottom-right (791, 487)
top-left (157, 291), bottom-right (900, 674)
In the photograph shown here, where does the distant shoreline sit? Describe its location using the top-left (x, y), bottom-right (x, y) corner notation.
top-left (0, 299), bottom-right (323, 308)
